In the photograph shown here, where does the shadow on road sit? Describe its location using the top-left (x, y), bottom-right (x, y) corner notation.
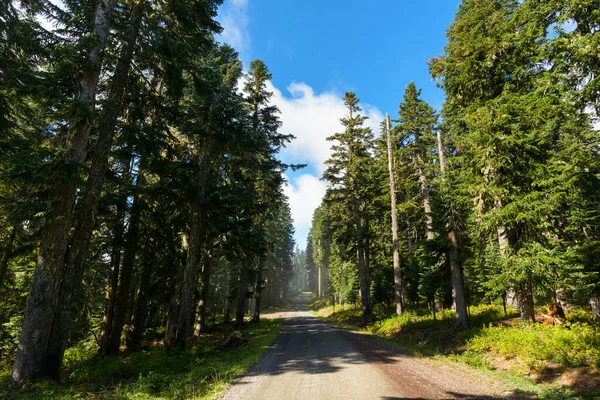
top-left (238, 293), bottom-right (545, 399)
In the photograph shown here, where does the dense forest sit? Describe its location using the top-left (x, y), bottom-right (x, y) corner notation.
top-left (2, 0), bottom-right (600, 395)
top-left (305, 0), bottom-right (600, 329)
top-left (1, 0), bottom-right (297, 385)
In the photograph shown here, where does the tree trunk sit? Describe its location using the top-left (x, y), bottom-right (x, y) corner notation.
top-left (386, 113), bottom-right (403, 315)
top-left (253, 255), bottom-right (265, 322)
top-left (415, 134), bottom-right (433, 240)
top-left (174, 143), bottom-right (212, 348)
top-left (107, 180), bottom-right (143, 354)
top-left (317, 266), bottom-right (322, 298)
top-left (591, 297), bottom-right (600, 322)
top-left (495, 200), bottom-right (534, 322)
top-left (99, 158), bottom-right (131, 355)
top-left (448, 230), bottom-right (468, 329)
top-left (193, 244), bottom-right (212, 336)
top-left (31, 0), bottom-right (143, 374)
top-left (54, 0), bottom-right (144, 357)
top-left (0, 225), bottom-right (17, 288)
top-left (11, 0), bottom-right (115, 384)
top-left (353, 197), bottom-right (370, 325)
top-left (164, 293), bottom-right (180, 349)
top-left (174, 209), bottom-right (202, 349)
top-left (127, 236), bottom-right (154, 349)
top-left (436, 131), bottom-right (446, 173)
top-left (235, 255), bottom-right (250, 327)
top-left (437, 132), bottom-right (468, 329)
top-left (517, 281), bottom-right (535, 322)
top-left (223, 268), bottom-right (235, 322)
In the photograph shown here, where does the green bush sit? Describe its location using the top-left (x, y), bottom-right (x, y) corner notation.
top-left (1, 319), bottom-right (284, 399)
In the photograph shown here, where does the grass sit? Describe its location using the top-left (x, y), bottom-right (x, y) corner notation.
top-left (314, 303), bottom-right (600, 399)
top-left (0, 318), bottom-right (284, 399)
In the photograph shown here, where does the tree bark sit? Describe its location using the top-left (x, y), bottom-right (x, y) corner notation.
top-left (11, 0), bottom-right (115, 384)
top-left (437, 132), bottom-right (468, 329)
top-left (107, 179), bottom-right (143, 354)
top-left (223, 267), bottom-right (235, 322)
top-left (517, 281), bottom-right (535, 322)
top-left (235, 255), bottom-right (250, 327)
top-left (54, 0), bottom-right (145, 357)
top-left (415, 134), bottom-right (434, 240)
top-left (448, 230), bottom-right (468, 329)
top-left (591, 297), bottom-right (600, 322)
top-left (386, 113), bottom-right (403, 315)
top-left (174, 143), bottom-right (212, 348)
top-left (174, 209), bottom-right (202, 349)
top-left (51, 0), bottom-right (144, 364)
top-left (127, 236), bottom-right (154, 349)
top-left (253, 255), bottom-right (265, 322)
top-left (495, 199), bottom-right (534, 322)
top-left (436, 131), bottom-right (446, 173)
top-left (353, 197), bottom-right (370, 325)
top-left (0, 225), bottom-right (17, 288)
top-left (99, 158), bottom-right (131, 355)
top-left (193, 244), bottom-right (213, 336)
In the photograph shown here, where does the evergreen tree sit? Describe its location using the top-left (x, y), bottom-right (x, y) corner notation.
top-left (323, 92), bottom-right (374, 324)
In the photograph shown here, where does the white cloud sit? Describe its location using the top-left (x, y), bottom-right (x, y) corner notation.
top-left (269, 81), bottom-right (383, 248)
top-left (217, 0), bottom-right (250, 53)
top-left (270, 81), bottom-right (384, 174)
top-left (283, 174), bottom-right (328, 248)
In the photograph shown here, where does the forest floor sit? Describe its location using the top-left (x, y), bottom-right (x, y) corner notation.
top-left (313, 300), bottom-right (600, 399)
top-left (0, 318), bottom-right (284, 399)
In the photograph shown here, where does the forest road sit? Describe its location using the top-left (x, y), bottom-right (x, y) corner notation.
top-left (221, 293), bottom-right (518, 400)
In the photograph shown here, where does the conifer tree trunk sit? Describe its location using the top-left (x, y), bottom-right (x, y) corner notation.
top-left (193, 244), bottom-right (212, 336)
top-left (437, 132), bottom-right (468, 329)
top-left (164, 294), bottom-right (180, 349)
top-left (99, 158), bottom-right (131, 355)
top-left (0, 225), bottom-right (17, 288)
top-left (127, 236), bottom-right (154, 349)
top-left (107, 180), bottom-right (143, 354)
top-left (12, 0), bottom-right (115, 384)
top-left (495, 199), bottom-right (534, 322)
top-left (175, 144), bottom-right (212, 348)
top-left (235, 255), bottom-right (250, 327)
top-left (253, 255), bottom-right (265, 322)
top-left (224, 268), bottom-right (235, 322)
top-left (353, 197), bottom-right (370, 325)
top-left (317, 266), bottom-right (322, 298)
top-left (517, 280), bottom-right (535, 322)
top-left (415, 134), bottom-right (434, 240)
top-left (46, 6), bottom-right (144, 368)
top-left (386, 113), bottom-right (403, 315)
top-left (174, 209), bottom-right (202, 348)
top-left (591, 297), bottom-right (600, 322)
top-left (164, 235), bottom-right (189, 349)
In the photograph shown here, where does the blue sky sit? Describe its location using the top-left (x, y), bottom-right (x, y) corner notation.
top-left (217, 0), bottom-right (461, 249)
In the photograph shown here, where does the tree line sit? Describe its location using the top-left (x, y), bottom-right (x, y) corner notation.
top-left (307, 0), bottom-right (600, 329)
top-left (1, 0), bottom-right (297, 385)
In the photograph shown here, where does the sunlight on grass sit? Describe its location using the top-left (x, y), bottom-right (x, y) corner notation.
top-left (1, 319), bottom-right (284, 399)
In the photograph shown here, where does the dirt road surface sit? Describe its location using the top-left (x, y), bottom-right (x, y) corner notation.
top-left (222, 294), bottom-right (524, 399)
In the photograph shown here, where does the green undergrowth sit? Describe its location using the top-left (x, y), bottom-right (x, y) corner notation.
top-left (315, 304), bottom-right (600, 398)
top-left (0, 318), bottom-right (284, 399)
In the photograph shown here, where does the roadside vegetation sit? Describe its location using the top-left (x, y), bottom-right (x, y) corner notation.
top-left (0, 319), bottom-right (283, 399)
top-left (313, 300), bottom-right (600, 398)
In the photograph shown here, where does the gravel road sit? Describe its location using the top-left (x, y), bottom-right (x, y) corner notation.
top-left (221, 294), bottom-right (526, 400)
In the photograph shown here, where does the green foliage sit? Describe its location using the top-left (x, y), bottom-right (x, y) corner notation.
top-left (0, 319), bottom-right (284, 399)
top-left (469, 323), bottom-right (600, 371)
top-left (317, 301), bottom-right (600, 397)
